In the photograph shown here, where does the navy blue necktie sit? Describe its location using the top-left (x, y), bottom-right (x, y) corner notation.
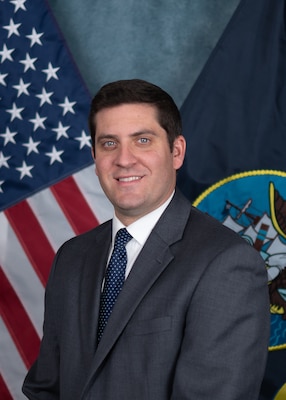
top-left (97, 228), bottom-right (132, 342)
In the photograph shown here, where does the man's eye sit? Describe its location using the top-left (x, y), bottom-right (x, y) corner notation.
top-left (103, 140), bottom-right (116, 147)
top-left (138, 137), bottom-right (150, 144)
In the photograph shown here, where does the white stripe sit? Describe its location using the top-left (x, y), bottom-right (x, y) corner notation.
top-left (74, 165), bottom-right (113, 223)
top-left (0, 212), bottom-right (45, 336)
top-left (27, 187), bottom-right (76, 252)
top-left (0, 317), bottom-right (27, 399)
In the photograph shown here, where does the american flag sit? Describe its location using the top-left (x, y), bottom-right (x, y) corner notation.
top-left (0, 0), bottom-right (112, 398)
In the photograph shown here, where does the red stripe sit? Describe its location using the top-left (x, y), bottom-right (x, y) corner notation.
top-left (51, 176), bottom-right (99, 235)
top-left (0, 267), bottom-right (40, 369)
top-left (5, 201), bottom-right (55, 285)
top-left (0, 374), bottom-right (13, 400)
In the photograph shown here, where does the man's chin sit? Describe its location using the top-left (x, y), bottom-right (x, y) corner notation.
top-left (114, 200), bottom-right (147, 218)
top-left (116, 202), bottom-right (143, 214)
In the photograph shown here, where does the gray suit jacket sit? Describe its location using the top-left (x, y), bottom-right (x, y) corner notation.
top-left (23, 190), bottom-right (269, 399)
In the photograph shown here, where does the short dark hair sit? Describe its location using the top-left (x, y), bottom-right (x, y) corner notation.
top-left (88, 79), bottom-right (182, 151)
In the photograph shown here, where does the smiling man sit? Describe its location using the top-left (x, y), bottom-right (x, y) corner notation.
top-left (94, 102), bottom-right (185, 225)
top-left (23, 79), bottom-right (269, 400)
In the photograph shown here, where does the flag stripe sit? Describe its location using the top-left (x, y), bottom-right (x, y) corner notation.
top-left (0, 372), bottom-right (13, 400)
top-left (0, 317), bottom-right (28, 399)
top-left (73, 165), bottom-right (113, 224)
top-left (27, 187), bottom-right (76, 251)
top-left (51, 175), bottom-right (100, 235)
top-left (4, 202), bottom-right (55, 285)
top-left (0, 212), bottom-right (45, 336)
top-left (0, 268), bottom-right (40, 369)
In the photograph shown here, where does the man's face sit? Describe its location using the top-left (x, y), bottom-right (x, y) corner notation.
top-left (93, 103), bottom-right (185, 225)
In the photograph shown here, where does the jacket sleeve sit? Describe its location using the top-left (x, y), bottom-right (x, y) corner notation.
top-left (171, 242), bottom-right (270, 400)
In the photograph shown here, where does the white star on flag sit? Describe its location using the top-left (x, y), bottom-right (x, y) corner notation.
top-left (36, 88), bottom-right (53, 106)
top-left (26, 28), bottom-right (44, 46)
top-left (16, 160), bottom-right (34, 179)
top-left (0, 127), bottom-right (17, 145)
top-left (0, 152), bottom-right (11, 168)
top-left (7, 102), bottom-right (24, 121)
top-left (3, 18), bottom-right (21, 38)
top-left (45, 146), bottom-right (64, 164)
top-left (75, 130), bottom-right (91, 149)
top-left (42, 62), bottom-right (60, 81)
top-left (20, 53), bottom-right (37, 72)
top-left (59, 96), bottom-right (76, 115)
top-left (29, 112), bottom-right (47, 131)
top-left (23, 137), bottom-right (40, 155)
top-left (0, 43), bottom-right (14, 62)
top-left (0, 73), bottom-right (8, 86)
top-left (12, 78), bottom-right (31, 97)
top-left (52, 121), bottom-right (70, 140)
top-left (10, 0), bottom-right (27, 12)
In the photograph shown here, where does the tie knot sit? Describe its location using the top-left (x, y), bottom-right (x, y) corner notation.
top-left (114, 228), bottom-right (133, 248)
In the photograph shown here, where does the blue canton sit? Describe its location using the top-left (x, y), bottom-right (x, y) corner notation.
top-left (0, 0), bottom-right (92, 211)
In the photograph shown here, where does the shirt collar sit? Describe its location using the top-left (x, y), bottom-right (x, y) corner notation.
top-left (112, 191), bottom-right (175, 246)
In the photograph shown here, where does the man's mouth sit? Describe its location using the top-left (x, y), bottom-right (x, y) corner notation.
top-left (117, 176), bottom-right (142, 182)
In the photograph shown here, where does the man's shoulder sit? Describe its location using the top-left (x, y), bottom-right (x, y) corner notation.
top-left (189, 205), bottom-right (251, 247)
top-left (59, 219), bottom-right (112, 252)
top-left (170, 190), bottom-right (236, 238)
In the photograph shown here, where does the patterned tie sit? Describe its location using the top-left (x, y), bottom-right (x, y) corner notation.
top-left (97, 228), bottom-right (133, 343)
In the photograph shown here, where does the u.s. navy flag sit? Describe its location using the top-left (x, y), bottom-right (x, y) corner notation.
top-left (0, 0), bottom-right (112, 397)
top-left (177, 0), bottom-right (286, 398)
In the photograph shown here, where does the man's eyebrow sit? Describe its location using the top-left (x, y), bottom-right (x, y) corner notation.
top-left (131, 130), bottom-right (157, 137)
top-left (96, 133), bottom-right (118, 142)
top-left (96, 130), bottom-right (157, 142)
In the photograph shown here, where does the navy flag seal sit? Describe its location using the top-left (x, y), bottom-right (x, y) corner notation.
top-left (193, 170), bottom-right (286, 351)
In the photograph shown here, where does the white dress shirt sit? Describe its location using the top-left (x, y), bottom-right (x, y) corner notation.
top-left (109, 191), bottom-right (174, 279)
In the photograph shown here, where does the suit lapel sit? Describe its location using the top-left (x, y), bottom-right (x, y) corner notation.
top-left (77, 222), bottom-right (111, 357)
top-left (82, 190), bottom-right (192, 397)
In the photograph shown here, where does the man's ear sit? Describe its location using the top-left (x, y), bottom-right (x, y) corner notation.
top-left (173, 135), bottom-right (186, 170)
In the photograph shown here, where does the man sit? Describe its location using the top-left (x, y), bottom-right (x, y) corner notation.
top-left (23, 79), bottom-right (269, 399)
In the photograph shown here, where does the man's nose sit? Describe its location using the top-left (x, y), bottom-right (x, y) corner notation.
top-left (115, 144), bottom-right (137, 166)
